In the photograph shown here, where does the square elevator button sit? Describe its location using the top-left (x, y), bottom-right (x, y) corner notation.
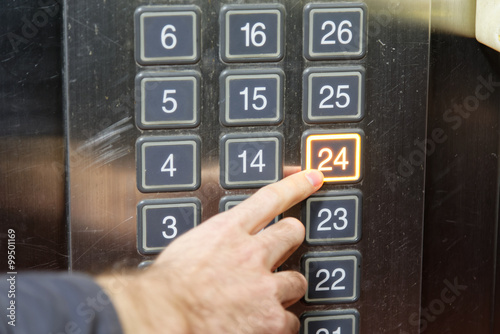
top-left (220, 69), bottom-right (284, 126)
top-left (302, 251), bottom-right (361, 304)
top-left (135, 5), bottom-right (200, 65)
top-left (220, 4), bottom-right (285, 62)
top-left (301, 309), bottom-right (360, 334)
top-left (219, 195), bottom-right (280, 228)
top-left (303, 67), bottom-right (365, 123)
top-left (304, 3), bottom-right (367, 60)
top-left (302, 130), bottom-right (363, 184)
top-left (220, 133), bottom-right (283, 189)
top-left (135, 71), bottom-right (200, 129)
top-left (137, 198), bottom-right (200, 254)
top-left (304, 190), bottom-right (362, 245)
top-left (136, 136), bottom-right (200, 192)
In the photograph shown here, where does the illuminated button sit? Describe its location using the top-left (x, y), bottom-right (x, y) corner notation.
top-left (305, 190), bottom-right (362, 245)
top-left (302, 131), bottom-right (363, 183)
top-left (220, 133), bottom-right (283, 189)
top-left (134, 5), bottom-right (200, 65)
top-left (135, 71), bottom-right (200, 129)
top-left (220, 69), bottom-right (284, 126)
top-left (136, 136), bottom-right (200, 192)
top-left (301, 310), bottom-right (360, 334)
top-left (220, 4), bottom-right (285, 62)
top-left (137, 198), bottom-right (200, 254)
top-left (304, 3), bottom-right (367, 60)
top-left (302, 251), bottom-right (361, 304)
top-left (303, 67), bottom-right (365, 123)
top-left (219, 195), bottom-right (279, 227)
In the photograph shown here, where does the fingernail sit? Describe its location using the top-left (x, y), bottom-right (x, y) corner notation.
top-left (305, 170), bottom-right (324, 187)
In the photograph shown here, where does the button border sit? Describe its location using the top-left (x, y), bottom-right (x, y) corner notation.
top-left (300, 309), bottom-right (360, 334)
top-left (220, 68), bottom-right (284, 126)
top-left (304, 189), bottom-right (362, 245)
top-left (303, 66), bottom-right (365, 123)
top-left (135, 71), bottom-right (201, 129)
top-left (134, 5), bottom-right (201, 65)
top-left (302, 250), bottom-right (362, 304)
top-left (137, 198), bottom-right (201, 255)
top-left (220, 132), bottom-right (283, 189)
top-left (303, 3), bottom-right (367, 60)
top-left (301, 129), bottom-right (364, 184)
top-left (136, 135), bottom-right (201, 192)
top-left (220, 4), bottom-right (285, 62)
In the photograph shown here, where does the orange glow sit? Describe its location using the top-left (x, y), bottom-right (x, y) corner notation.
top-left (305, 133), bottom-right (362, 183)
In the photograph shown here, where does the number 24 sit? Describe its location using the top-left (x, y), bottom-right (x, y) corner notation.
top-left (317, 147), bottom-right (349, 171)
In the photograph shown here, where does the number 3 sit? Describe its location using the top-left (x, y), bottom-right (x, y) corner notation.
top-left (162, 215), bottom-right (178, 239)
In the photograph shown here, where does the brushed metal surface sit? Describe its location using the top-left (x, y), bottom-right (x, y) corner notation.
top-left (64, 0), bottom-right (429, 332)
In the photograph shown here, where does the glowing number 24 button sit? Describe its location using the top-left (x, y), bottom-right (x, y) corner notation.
top-left (304, 132), bottom-right (362, 183)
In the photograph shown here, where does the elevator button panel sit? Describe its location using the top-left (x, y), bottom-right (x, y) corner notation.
top-left (304, 190), bottom-right (362, 245)
top-left (303, 131), bottom-right (363, 183)
top-left (220, 133), bottom-right (283, 189)
top-left (135, 71), bottom-right (200, 129)
top-left (220, 4), bottom-right (285, 62)
top-left (136, 136), bottom-right (201, 192)
top-left (303, 67), bottom-right (365, 123)
top-left (137, 198), bottom-right (200, 254)
top-left (135, 5), bottom-right (201, 65)
top-left (301, 310), bottom-right (360, 334)
top-left (303, 251), bottom-right (361, 304)
top-left (134, 1), bottom-right (367, 327)
top-left (220, 69), bottom-right (284, 126)
top-left (303, 3), bottom-right (367, 60)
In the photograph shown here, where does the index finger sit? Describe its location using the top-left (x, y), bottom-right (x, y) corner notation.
top-left (223, 170), bottom-right (324, 234)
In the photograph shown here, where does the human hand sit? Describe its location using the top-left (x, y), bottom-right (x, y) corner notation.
top-left (99, 169), bottom-right (324, 334)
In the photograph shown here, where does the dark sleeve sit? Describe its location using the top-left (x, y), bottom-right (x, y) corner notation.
top-left (0, 272), bottom-right (124, 334)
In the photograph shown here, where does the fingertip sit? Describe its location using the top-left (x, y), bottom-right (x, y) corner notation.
top-left (304, 169), bottom-right (324, 188)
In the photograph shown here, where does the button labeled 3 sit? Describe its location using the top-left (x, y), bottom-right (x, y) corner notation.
top-left (137, 198), bottom-right (200, 254)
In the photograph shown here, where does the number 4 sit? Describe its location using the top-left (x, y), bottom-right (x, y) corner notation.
top-left (161, 154), bottom-right (177, 177)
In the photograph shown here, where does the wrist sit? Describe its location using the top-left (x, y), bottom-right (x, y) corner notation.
top-left (97, 271), bottom-right (190, 334)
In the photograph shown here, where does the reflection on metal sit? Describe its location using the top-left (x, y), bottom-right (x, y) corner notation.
top-left (432, 0), bottom-right (476, 37)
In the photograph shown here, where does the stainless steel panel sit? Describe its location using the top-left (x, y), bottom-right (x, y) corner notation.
top-left (64, 0), bottom-right (429, 332)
